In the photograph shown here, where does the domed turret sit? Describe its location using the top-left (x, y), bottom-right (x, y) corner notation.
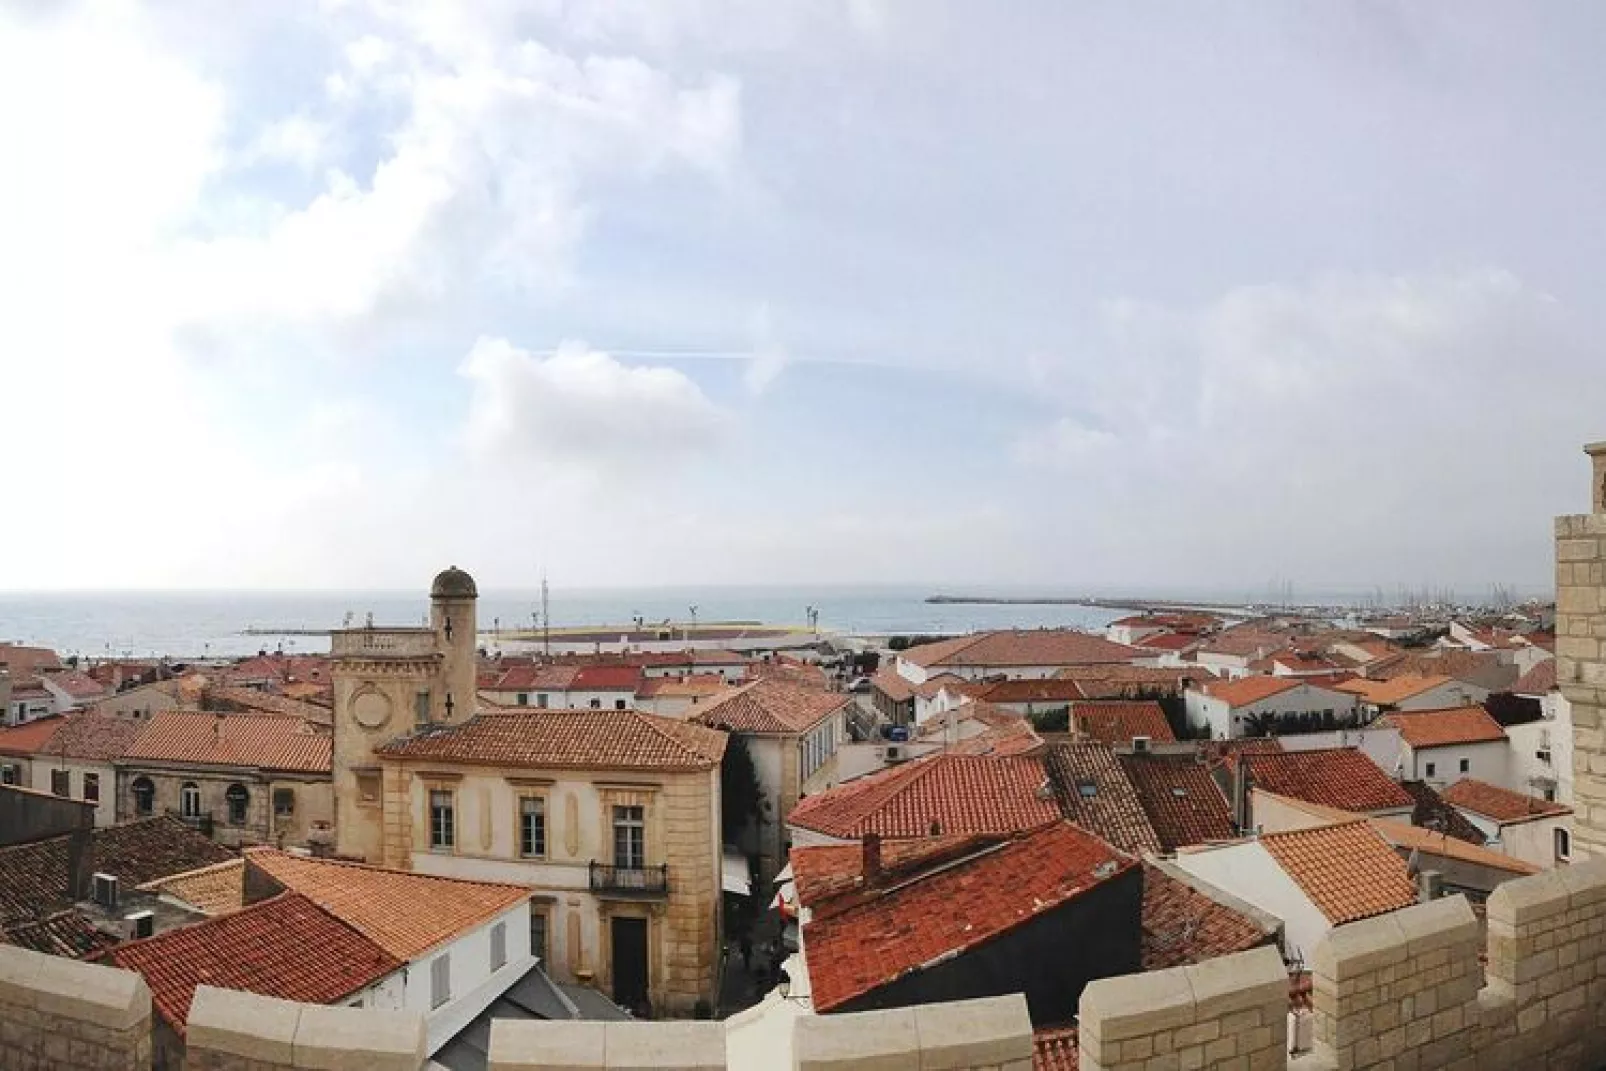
top-left (431, 565), bottom-right (478, 600)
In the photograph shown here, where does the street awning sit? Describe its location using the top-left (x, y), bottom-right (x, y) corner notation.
top-left (723, 847), bottom-right (753, 896)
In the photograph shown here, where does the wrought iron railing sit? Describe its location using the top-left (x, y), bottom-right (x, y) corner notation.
top-left (589, 861), bottom-right (670, 896)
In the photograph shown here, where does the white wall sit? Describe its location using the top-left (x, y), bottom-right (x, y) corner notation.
top-left (1406, 740), bottom-right (1509, 789)
top-left (1280, 728), bottom-right (1405, 780)
top-left (1185, 684), bottom-right (1358, 740)
top-left (1498, 816), bottom-right (1570, 870)
top-left (26, 759), bottom-right (117, 826)
top-left (393, 903), bottom-right (535, 1054)
top-left (1171, 841), bottom-right (1331, 966)
top-left (1395, 681), bottom-right (1490, 711)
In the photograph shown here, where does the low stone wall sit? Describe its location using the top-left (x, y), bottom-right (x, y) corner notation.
top-left (1077, 858), bottom-right (1606, 1071)
top-left (0, 944), bottom-right (151, 1071)
top-left (186, 986), bottom-right (426, 1070)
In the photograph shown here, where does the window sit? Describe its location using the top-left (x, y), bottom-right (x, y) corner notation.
top-left (1425, 762), bottom-right (1436, 779)
top-left (83, 773), bottom-right (99, 803)
top-left (221, 783), bottom-right (248, 825)
top-left (1545, 786), bottom-right (1558, 802)
top-left (274, 788), bottom-right (295, 816)
top-left (0, 764), bottom-right (16, 786)
top-left (537, 693), bottom-right (549, 709)
top-left (530, 907), bottom-right (548, 964)
top-left (519, 796), bottom-right (546, 858)
top-left (613, 805), bottom-right (646, 870)
top-left (589, 698), bottom-right (601, 710)
top-left (357, 773), bottom-right (381, 804)
top-left (491, 922), bottom-right (507, 970)
top-left (430, 790), bottom-right (455, 850)
top-left (415, 691), bottom-right (431, 724)
top-left (614, 699), bottom-right (627, 710)
top-left (430, 954), bottom-right (451, 1009)
top-left (1557, 827), bottom-right (1573, 863)
top-left (1459, 758), bottom-right (1470, 774)
top-left (50, 769), bottom-right (70, 797)
top-left (517, 692), bottom-right (529, 706)
top-left (132, 777), bottom-right (155, 816)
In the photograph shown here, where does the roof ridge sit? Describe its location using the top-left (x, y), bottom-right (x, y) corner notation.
top-left (245, 847), bottom-right (530, 893)
top-left (631, 707), bottom-right (725, 763)
top-left (135, 856), bottom-right (244, 891)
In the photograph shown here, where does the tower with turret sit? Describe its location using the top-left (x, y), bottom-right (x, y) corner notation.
top-left (329, 566), bottom-right (479, 863)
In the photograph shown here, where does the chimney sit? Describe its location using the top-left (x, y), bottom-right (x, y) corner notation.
top-left (65, 826), bottom-right (92, 902)
top-left (862, 833), bottom-right (882, 883)
top-left (1417, 869), bottom-right (1443, 903)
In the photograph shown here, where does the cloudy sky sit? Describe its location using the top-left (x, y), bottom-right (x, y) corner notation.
top-left (5, 1), bottom-right (1605, 595)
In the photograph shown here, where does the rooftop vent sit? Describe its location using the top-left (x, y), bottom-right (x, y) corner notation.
top-left (91, 873), bottom-right (119, 910)
top-left (125, 910), bottom-right (154, 939)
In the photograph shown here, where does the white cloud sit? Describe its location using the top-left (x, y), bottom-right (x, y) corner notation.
top-left (459, 338), bottom-right (729, 471)
top-left (1013, 418), bottom-right (1116, 469)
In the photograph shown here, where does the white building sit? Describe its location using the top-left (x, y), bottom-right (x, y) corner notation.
top-left (1508, 659), bottom-right (1571, 805)
top-left (1378, 707), bottom-right (1509, 789)
top-left (1440, 779), bottom-right (1573, 870)
top-left (1333, 674), bottom-right (1490, 718)
top-left (892, 630), bottom-right (1138, 685)
top-left (1183, 677), bottom-right (1359, 739)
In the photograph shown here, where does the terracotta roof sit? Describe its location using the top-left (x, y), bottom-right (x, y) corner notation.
top-left (1333, 674), bottom-right (1452, 706)
top-left (1120, 755), bottom-right (1235, 852)
top-left (945, 720), bottom-right (1045, 757)
top-left (1380, 707), bottom-right (1506, 749)
top-left (1133, 633), bottom-right (1202, 652)
top-left (911, 673), bottom-right (980, 700)
top-left (2, 910), bottom-right (118, 960)
top-left (1069, 701), bottom-right (1175, 745)
top-left (569, 665), bottom-right (644, 691)
top-left (787, 753), bottom-right (1059, 840)
top-left (0, 644), bottom-right (62, 678)
top-left (243, 848), bottom-right (531, 960)
top-left (1044, 743), bottom-right (1163, 856)
top-left (870, 666), bottom-right (914, 704)
top-left (689, 680), bottom-right (848, 735)
top-left (1193, 676), bottom-right (1301, 708)
top-left (375, 708), bottom-right (726, 771)
top-left (635, 675), bottom-right (730, 699)
top-left (1259, 820), bottom-right (1417, 925)
top-left (1055, 664), bottom-right (1209, 697)
top-left (790, 834), bottom-right (1002, 907)
top-left (1398, 780), bottom-right (1488, 846)
top-left (1033, 1025), bottom-right (1080, 1071)
top-left (0, 817), bottom-right (234, 926)
top-left (1239, 748), bottom-right (1413, 812)
top-left (1514, 660), bottom-right (1558, 695)
top-left (108, 893), bottom-right (401, 1035)
top-left (125, 711), bottom-right (332, 773)
top-left (1441, 778), bottom-right (1572, 825)
top-left (902, 630), bottom-right (1138, 670)
top-left (1141, 861), bottom-right (1276, 970)
top-left (489, 664), bottom-right (581, 692)
top-left (200, 685), bottom-right (332, 722)
top-left (37, 713), bottom-right (143, 762)
top-left (139, 858), bottom-right (246, 916)
top-left (42, 670), bottom-right (106, 701)
top-left (0, 715), bottom-right (66, 757)
top-left (977, 678), bottom-right (1085, 704)
top-left (802, 821), bottom-right (1136, 1011)
top-left (1197, 632), bottom-right (1284, 659)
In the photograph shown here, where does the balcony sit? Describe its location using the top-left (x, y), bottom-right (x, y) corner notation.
top-left (169, 810), bottom-right (215, 837)
top-left (589, 861), bottom-right (670, 898)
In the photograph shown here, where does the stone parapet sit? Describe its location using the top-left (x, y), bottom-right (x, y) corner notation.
top-left (185, 984), bottom-right (426, 1070)
top-left (0, 943), bottom-right (151, 1070)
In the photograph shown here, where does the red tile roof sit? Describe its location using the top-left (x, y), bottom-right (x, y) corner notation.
top-left (244, 848), bottom-right (531, 960)
top-left (787, 753), bottom-right (1059, 840)
top-left (0, 716), bottom-right (66, 757)
top-left (945, 720), bottom-right (1045, 757)
top-left (38, 713), bottom-right (144, 762)
top-left (570, 665), bottom-right (644, 691)
top-left (1141, 862), bottom-right (1276, 970)
top-left (1239, 748), bottom-right (1413, 812)
top-left (43, 670), bottom-right (106, 701)
top-left (870, 666), bottom-right (915, 703)
top-left (1380, 706), bottom-right (1506, 749)
top-left (1056, 664), bottom-right (1209, 698)
top-left (1033, 1025), bottom-right (1080, 1071)
top-left (1069, 701), bottom-right (1175, 745)
top-left (790, 835), bottom-right (1002, 906)
top-left (488, 664), bottom-right (581, 692)
top-left (0, 644), bottom-right (62, 678)
top-left (1045, 743), bottom-right (1163, 855)
top-left (1193, 676), bottom-right (1301, 708)
top-left (979, 678), bottom-right (1086, 704)
top-left (902, 630), bottom-right (1138, 670)
top-left (199, 685), bottom-right (332, 722)
top-left (802, 821), bottom-right (1135, 1011)
top-left (2, 910), bottom-right (118, 960)
top-left (1119, 755), bottom-right (1234, 852)
top-left (1513, 660), bottom-right (1557, 695)
top-left (1334, 674), bottom-right (1453, 706)
top-left (374, 708), bottom-right (726, 771)
top-left (107, 893), bottom-right (401, 1035)
top-left (1133, 633), bottom-right (1202, 652)
top-left (689, 680), bottom-right (848, 735)
top-left (1441, 778), bottom-right (1572, 825)
top-left (125, 711), bottom-right (332, 773)
top-left (1259, 819), bottom-right (1417, 925)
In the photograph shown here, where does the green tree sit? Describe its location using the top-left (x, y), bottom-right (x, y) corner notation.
top-left (719, 732), bottom-right (765, 845)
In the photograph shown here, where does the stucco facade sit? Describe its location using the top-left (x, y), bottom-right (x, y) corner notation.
top-left (113, 763), bottom-right (333, 849)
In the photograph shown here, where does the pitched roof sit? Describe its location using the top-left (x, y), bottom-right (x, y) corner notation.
top-left (1044, 743), bottom-right (1163, 856)
top-left (489, 664), bottom-right (581, 692)
top-left (1119, 755), bottom-right (1235, 852)
top-left (1333, 674), bottom-right (1453, 706)
top-left (1133, 633), bottom-right (1203, 652)
top-left (0, 817), bottom-right (235, 926)
top-left (976, 678), bottom-right (1085, 704)
top-left (569, 665), bottom-right (644, 691)
top-left (1, 910), bottom-right (119, 960)
top-left (38, 713), bottom-right (143, 762)
top-left (945, 720), bottom-right (1045, 757)
top-left (802, 821), bottom-right (1135, 1012)
top-left (1441, 778), bottom-right (1572, 825)
top-left (1380, 707), bottom-right (1506, 749)
top-left (0, 644), bottom-right (62, 678)
top-left (634, 675), bottom-right (730, 699)
top-left (1192, 676), bottom-right (1301, 708)
top-left (1055, 665), bottom-right (1209, 699)
top-left (1398, 780), bottom-right (1488, 846)
top-left (1239, 748), bottom-right (1413, 812)
top-left (1069, 701), bottom-right (1175, 745)
top-left (43, 671), bottom-right (107, 701)
top-left (869, 666), bottom-right (914, 704)
top-left (786, 753), bottom-right (1059, 840)
top-left (1140, 861), bottom-right (1277, 970)
top-left (1514, 659), bottom-right (1558, 695)
top-left (243, 848), bottom-right (531, 960)
top-left (374, 709), bottom-right (726, 771)
top-left (901, 630), bottom-right (1138, 670)
top-left (1259, 820), bottom-right (1417, 925)
top-left (790, 834), bottom-right (1002, 907)
top-left (689, 680), bottom-right (848, 735)
top-left (107, 893), bottom-right (402, 1035)
top-left (1197, 632), bottom-right (1284, 659)
top-left (0, 715), bottom-right (66, 757)
top-left (139, 858), bottom-right (247, 916)
top-left (200, 685), bottom-right (332, 722)
top-left (125, 711), bottom-right (332, 773)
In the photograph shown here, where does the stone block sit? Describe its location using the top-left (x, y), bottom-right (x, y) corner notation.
top-left (1560, 857), bottom-right (1606, 911)
top-left (22, 948), bottom-right (149, 1033)
top-left (1185, 946), bottom-right (1285, 1020)
top-left (604, 1021), bottom-right (724, 1071)
top-left (292, 1003), bottom-right (425, 1070)
top-left (793, 1005), bottom-right (920, 1071)
top-left (911, 994), bottom-right (1033, 1070)
top-left (1079, 963), bottom-right (1196, 1042)
top-left (1486, 869), bottom-right (1572, 929)
top-left (1313, 913), bottom-right (1408, 986)
top-left (187, 986), bottom-right (302, 1065)
top-left (1396, 896), bottom-right (1479, 959)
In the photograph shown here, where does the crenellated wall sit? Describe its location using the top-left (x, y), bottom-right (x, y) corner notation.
top-left (0, 945), bottom-right (151, 1071)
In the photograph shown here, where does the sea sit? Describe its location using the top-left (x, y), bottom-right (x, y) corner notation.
top-left (0, 586), bottom-right (1136, 660)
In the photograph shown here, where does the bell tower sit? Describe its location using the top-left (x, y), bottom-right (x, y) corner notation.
top-left (1558, 442), bottom-right (1606, 860)
top-left (430, 565), bottom-right (479, 725)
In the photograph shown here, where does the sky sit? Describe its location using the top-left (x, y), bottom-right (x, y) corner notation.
top-left (4, 1), bottom-right (1606, 595)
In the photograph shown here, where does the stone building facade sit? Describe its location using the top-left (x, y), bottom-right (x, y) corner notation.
top-left (1555, 440), bottom-right (1606, 862)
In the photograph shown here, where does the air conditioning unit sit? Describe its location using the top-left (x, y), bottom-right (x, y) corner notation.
top-left (124, 911), bottom-right (154, 940)
top-left (1132, 736), bottom-right (1151, 753)
top-left (92, 873), bottom-right (119, 910)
